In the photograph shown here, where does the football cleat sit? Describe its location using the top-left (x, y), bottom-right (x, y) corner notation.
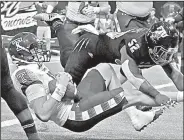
top-left (33, 13), bottom-right (65, 26)
top-left (131, 108), bottom-right (163, 131)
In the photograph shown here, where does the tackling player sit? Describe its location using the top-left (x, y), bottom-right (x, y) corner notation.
top-left (9, 32), bottom-right (168, 132)
top-left (1, 47), bottom-right (40, 140)
top-left (33, 13), bottom-right (182, 107)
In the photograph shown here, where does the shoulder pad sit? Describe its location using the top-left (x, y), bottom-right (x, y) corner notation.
top-left (15, 68), bottom-right (42, 93)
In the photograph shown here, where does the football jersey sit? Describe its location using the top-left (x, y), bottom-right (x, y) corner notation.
top-left (95, 28), bottom-right (156, 69)
top-left (11, 64), bottom-right (52, 96)
top-left (122, 28), bottom-right (156, 68)
top-left (11, 64), bottom-right (73, 127)
top-left (101, 28), bottom-right (156, 69)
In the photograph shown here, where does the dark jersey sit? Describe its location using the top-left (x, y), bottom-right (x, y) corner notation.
top-left (123, 28), bottom-right (155, 68)
top-left (65, 28), bottom-right (155, 84)
top-left (64, 32), bottom-right (122, 84)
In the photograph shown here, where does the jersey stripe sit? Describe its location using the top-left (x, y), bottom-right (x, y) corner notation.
top-left (67, 92), bottom-right (125, 121)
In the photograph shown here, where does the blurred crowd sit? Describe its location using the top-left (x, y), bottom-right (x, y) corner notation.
top-left (32, 1), bottom-right (183, 72)
top-left (33, 1), bottom-right (183, 51)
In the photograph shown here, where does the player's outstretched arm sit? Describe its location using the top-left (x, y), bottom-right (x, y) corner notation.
top-left (162, 62), bottom-right (183, 91)
top-left (116, 46), bottom-right (172, 106)
top-left (120, 58), bottom-right (172, 106)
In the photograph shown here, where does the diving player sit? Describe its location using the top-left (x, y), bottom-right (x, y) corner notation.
top-left (33, 13), bottom-right (182, 107)
top-left (9, 32), bottom-right (166, 132)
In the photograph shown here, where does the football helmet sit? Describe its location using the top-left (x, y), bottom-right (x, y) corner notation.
top-left (146, 21), bottom-right (179, 66)
top-left (8, 32), bottom-right (51, 65)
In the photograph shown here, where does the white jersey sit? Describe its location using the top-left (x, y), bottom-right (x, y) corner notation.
top-left (11, 63), bottom-right (125, 124)
top-left (83, 63), bottom-right (127, 90)
top-left (11, 64), bottom-right (73, 127)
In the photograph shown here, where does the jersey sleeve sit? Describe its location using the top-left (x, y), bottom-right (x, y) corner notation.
top-left (13, 68), bottom-right (46, 102)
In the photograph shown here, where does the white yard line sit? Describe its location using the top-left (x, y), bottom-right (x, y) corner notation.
top-left (154, 83), bottom-right (174, 89)
top-left (1, 114), bottom-right (37, 128)
top-left (1, 82), bottom-right (177, 128)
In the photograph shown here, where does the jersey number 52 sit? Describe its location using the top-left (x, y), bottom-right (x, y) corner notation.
top-left (128, 39), bottom-right (140, 53)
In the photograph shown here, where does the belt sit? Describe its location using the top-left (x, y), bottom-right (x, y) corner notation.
top-left (118, 10), bottom-right (150, 21)
top-left (65, 17), bottom-right (93, 26)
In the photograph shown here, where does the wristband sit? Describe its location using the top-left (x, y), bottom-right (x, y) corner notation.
top-left (56, 84), bottom-right (67, 94)
top-left (51, 91), bottom-right (62, 102)
top-left (51, 85), bottom-right (67, 101)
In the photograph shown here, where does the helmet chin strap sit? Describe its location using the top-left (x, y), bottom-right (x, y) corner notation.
top-left (11, 55), bottom-right (37, 65)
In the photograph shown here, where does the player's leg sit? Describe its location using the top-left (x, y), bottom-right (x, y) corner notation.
top-left (120, 89), bottom-right (181, 131)
top-left (64, 67), bottom-right (162, 132)
top-left (180, 33), bottom-right (184, 74)
top-left (33, 13), bottom-right (101, 84)
top-left (76, 69), bottom-right (124, 111)
top-left (123, 89), bottom-right (183, 109)
top-left (56, 21), bottom-right (79, 67)
top-left (64, 20), bottom-right (80, 47)
top-left (63, 69), bottom-right (126, 132)
top-left (44, 26), bottom-right (51, 51)
top-left (104, 65), bottom-right (163, 131)
top-left (36, 26), bottom-right (44, 41)
top-left (1, 48), bottom-right (40, 140)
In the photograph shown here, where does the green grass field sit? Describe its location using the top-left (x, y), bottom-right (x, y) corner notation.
top-left (1, 53), bottom-right (183, 140)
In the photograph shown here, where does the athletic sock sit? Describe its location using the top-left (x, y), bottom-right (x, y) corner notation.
top-left (21, 119), bottom-right (38, 138)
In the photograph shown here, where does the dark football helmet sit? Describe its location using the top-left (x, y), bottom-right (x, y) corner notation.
top-left (146, 21), bottom-right (179, 66)
top-left (8, 32), bottom-right (51, 65)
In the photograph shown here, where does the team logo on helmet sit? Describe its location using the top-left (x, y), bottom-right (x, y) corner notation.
top-left (146, 21), bottom-right (179, 66)
top-left (9, 32), bottom-right (51, 64)
top-left (150, 26), bottom-right (169, 43)
top-left (10, 37), bottom-right (29, 52)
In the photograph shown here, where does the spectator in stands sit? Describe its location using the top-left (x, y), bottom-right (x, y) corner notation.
top-left (173, 7), bottom-right (183, 31)
top-left (115, 2), bottom-right (153, 32)
top-left (34, 2), bottom-right (57, 52)
top-left (147, 8), bottom-right (159, 25)
top-left (52, 2), bottom-right (68, 15)
top-left (173, 7), bottom-right (183, 74)
top-left (166, 7), bottom-right (183, 74)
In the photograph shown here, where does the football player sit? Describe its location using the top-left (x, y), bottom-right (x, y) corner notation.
top-left (9, 32), bottom-right (167, 132)
top-left (33, 14), bottom-right (182, 107)
top-left (1, 47), bottom-right (40, 140)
